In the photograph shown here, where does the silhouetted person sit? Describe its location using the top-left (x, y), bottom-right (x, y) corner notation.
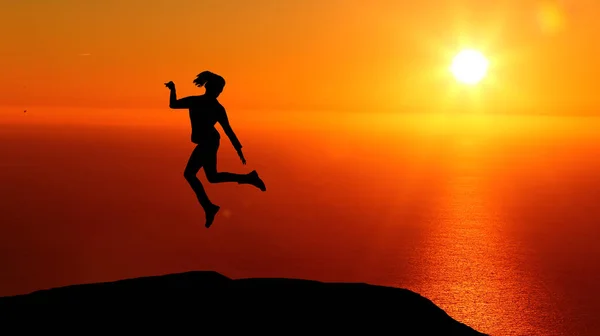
top-left (165, 71), bottom-right (266, 228)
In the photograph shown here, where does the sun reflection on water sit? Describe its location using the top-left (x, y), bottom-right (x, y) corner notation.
top-left (403, 131), bottom-right (566, 335)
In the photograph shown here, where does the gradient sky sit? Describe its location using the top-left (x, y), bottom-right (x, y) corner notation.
top-left (1, 0), bottom-right (600, 113)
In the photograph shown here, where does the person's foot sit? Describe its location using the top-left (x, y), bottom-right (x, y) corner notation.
top-left (249, 170), bottom-right (266, 191)
top-left (205, 204), bottom-right (220, 228)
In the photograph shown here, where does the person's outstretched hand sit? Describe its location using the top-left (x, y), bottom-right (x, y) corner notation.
top-left (237, 149), bottom-right (246, 165)
top-left (164, 81), bottom-right (175, 90)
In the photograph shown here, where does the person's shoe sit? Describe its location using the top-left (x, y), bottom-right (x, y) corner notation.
top-left (205, 204), bottom-right (221, 228)
top-left (249, 170), bottom-right (266, 191)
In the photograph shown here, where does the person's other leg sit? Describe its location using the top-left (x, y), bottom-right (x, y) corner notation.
top-left (183, 145), bottom-right (220, 227)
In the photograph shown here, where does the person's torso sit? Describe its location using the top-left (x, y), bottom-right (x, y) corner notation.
top-left (189, 96), bottom-right (223, 144)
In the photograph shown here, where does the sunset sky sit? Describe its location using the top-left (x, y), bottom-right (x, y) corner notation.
top-left (1, 0), bottom-right (600, 114)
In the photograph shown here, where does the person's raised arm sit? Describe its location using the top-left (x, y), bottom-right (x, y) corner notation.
top-left (219, 108), bottom-right (246, 164)
top-left (164, 81), bottom-right (194, 109)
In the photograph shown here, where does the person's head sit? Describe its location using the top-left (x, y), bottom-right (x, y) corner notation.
top-left (193, 71), bottom-right (225, 98)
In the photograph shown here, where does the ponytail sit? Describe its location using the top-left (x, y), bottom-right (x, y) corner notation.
top-left (194, 71), bottom-right (225, 89)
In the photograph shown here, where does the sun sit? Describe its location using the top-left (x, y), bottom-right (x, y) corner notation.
top-left (450, 49), bottom-right (489, 85)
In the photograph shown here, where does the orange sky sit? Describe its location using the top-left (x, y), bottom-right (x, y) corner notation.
top-left (1, 0), bottom-right (599, 114)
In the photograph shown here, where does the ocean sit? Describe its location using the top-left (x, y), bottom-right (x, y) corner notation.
top-left (1, 107), bottom-right (599, 335)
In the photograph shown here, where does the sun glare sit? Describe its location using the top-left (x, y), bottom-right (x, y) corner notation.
top-left (450, 49), bottom-right (489, 85)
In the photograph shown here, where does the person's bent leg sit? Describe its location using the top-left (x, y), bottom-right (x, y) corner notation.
top-left (203, 147), bottom-right (266, 191)
top-left (203, 147), bottom-right (250, 184)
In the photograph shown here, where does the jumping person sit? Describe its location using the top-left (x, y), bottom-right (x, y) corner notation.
top-left (165, 71), bottom-right (266, 228)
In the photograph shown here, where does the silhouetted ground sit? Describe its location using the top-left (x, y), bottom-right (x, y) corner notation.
top-left (0, 271), bottom-right (487, 335)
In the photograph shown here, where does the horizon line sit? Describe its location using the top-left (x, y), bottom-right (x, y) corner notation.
top-left (1, 103), bottom-right (599, 118)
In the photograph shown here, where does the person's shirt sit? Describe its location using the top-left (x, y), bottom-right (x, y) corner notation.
top-left (172, 95), bottom-right (242, 150)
